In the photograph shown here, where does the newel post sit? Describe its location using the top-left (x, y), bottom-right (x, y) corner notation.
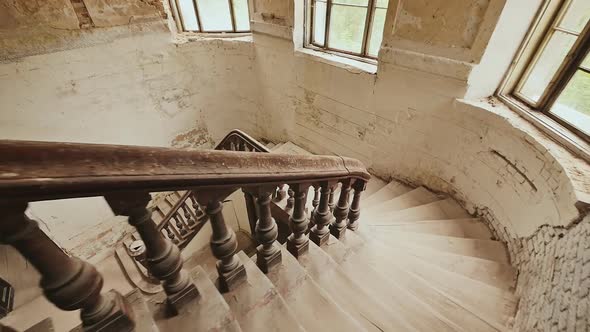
top-left (246, 186), bottom-right (282, 273)
top-left (347, 180), bottom-right (367, 231)
top-left (287, 183), bottom-right (312, 258)
top-left (310, 181), bottom-right (337, 246)
top-left (331, 179), bottom-right (352, 239)
top-left (0, 203), bottom-right (134, 331)
top-left (105, 192), bottom-right (198, 312)
top-left (195, 190), bottom-right (247, 292)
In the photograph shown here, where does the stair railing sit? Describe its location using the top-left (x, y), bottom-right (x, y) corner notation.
top-left (0, 134), bottom-right (369, 330)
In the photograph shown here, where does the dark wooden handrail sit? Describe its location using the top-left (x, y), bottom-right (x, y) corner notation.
top-left (0, 140), bottom-right (370, 202)
top-left (215, 129), bottom-right (271, 153)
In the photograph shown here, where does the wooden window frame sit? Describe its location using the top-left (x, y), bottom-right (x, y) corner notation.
top-left (169, 0), bottom-right (251, 34)
top-left (306, 0), bottom-right (386, 61)
top-left (499, 0), bottom-right (590, 143)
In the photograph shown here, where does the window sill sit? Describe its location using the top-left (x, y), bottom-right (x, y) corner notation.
top-left (173, 32), bottom-right (253, 44)
top-left (294, 47), bottom-right (378, 75)
top-left (497, 94), bottom-right (590, 163)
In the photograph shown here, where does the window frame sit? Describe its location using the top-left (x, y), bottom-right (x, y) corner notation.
top-left (499, 0), bottom-right (590, 143)
top-left (305, 0), bottom-right (386, 62)
top-left (170, 0), bottom-right (251, 34)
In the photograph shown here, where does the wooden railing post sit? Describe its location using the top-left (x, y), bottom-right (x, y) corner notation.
top-left (331, 179), bottom-right (352, 239)
top-left (287, 183), bottom-right (311, 258)
top-left (247, 186), bottom-right (282, 273)
top-left (105, 193), bottom-right (198, 312)
top-left (347, 180), bottom-right (367, 231)
top-left (309, 186), bottom-right (321, 231)
top-left (0, 203), bottom-right (134, 331)
top-left (310, 181), bottom-right (337, 246)
top-left (285, 187), bottom-right (295, 213)
top-left (197, 192), bottom-right (247, 292)
top-left (242, 191), bottom-right (258, 236)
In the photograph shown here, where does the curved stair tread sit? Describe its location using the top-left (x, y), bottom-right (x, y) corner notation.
top-left (364, 176), bottom-right (388, 197)
top-left (365, 229), bottom-right (510, 263)
top-left (351, 240), bottom-right (517, 330)
top-left (365, 187), bottom-right (441, 215)
top-left (365, 199), bottom-right (471, 224)
top-left (366, 218), bottom-right (493, 239)
top-left (223, 251), bottom-right (305, 332)
top-left (361, 180), bottom-right (413, 208)
top-left (297, 241), bottom-right (414, 331)
top-left (355, 233), bottom-right (516, 290)
top-left (346, 248), bottom-right (501, 332)
top-left (261, 246), bottom-right (367, 332)
top-left (150, 265), bottom-right (241, 332)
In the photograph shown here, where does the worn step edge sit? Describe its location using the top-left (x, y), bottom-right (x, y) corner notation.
top-left (366, 218), bottom-right (493, 240)
top-left (365, 187), bottom-right (441, 215)
top-left (361, 180), bottom-right (413, 208)
top-left (364, 199), bottom-right (471, 224)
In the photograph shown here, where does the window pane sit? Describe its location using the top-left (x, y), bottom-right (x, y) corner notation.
top-left (376, 0), bottom-right (388, 8)
top-left (558, 0), bottom-right (590, 33)
top-left (550, 70), bottom-right (590, 135)
top-left (177, 0), bottom-right (199, 31)
top-left (313, 0), bottom-right (327, 46)
top-left (328, 4), bottom-right (368, 53)
top-left (333, 0), bottom-right (369, 6)
top-left (367, 7), bottom-right (386, 57)
top-left (232, 0), bottom-right (250, 31)
top-left (518, 31), bottom-right (577, 103)
top-left (196, 0), bottom-right (233, 31)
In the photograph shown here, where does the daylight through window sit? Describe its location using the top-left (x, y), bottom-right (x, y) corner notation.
top-left (512, 0), bottom-right (590, 139)
top-left (308, 0), bottom-right (388, 59)
top-left (173, 0), bottom-right (250, 33)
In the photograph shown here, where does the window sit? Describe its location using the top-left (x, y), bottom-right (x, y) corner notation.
top-left (306, 0), bottom-right (388, 60)
top-left (504, 0), bottom-right (590, 141)
top-left (172, 0), bottom-right (251, 33)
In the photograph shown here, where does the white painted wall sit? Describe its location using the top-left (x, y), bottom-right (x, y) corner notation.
top-left (0, 22), bottom-right (260, 258)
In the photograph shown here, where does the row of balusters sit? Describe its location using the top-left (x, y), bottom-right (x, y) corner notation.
top-left (0, 179), bottom-right (365, 331)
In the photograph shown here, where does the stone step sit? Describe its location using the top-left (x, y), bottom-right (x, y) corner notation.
top-left (352, 238), bottom-right (516, 331)
top-left (261, 246), bottom-right (367, 331)
top-left (365, 218), bottom-right (492, 239)
top-left (150, 266), bottom-right (241, 332)
top-left (363, 229), bottom-right (509, 263)
top-left (297, 240), bottom-right (414, 331)
top-left (222, 252), bottom-right (305, 332)
top-left (366, 198), bottom-right (471, 224)
top-left (361, 180), bottom-right (413, 208)
top-left (364, 187), bottom-right (441, 216)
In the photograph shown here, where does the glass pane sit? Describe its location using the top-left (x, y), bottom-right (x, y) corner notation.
top-left (313, 0), bottom-right (327, 46)
top-left (328, 4), bottom-right (368, 53)
top-left (518, 31), bottom-right (577, 103)
top-left (558, 0), bottom-right (590, 33)
top-left (177, 0), bottom-right (199, 31)
top-left (196, 0), bottom-right (233, 31)
top-left (550, 70), bottom-right (590, 135)
top-left (376, 0), bottom-right (388, 8)
top-left (232, 0), bottom-right (250, 31)
top-left (333, 0), bottom-right (369, 6)
top-left (367, 7), bottom-right (386, 57)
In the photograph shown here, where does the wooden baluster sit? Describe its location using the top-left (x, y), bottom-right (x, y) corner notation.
top-left (247, 186), bottom-right (282, 273)
top-left (174, 215), bottom-right (188, 236)
top-left (310, 181), bottom-right (337, 246)
top-left (242, 191), bottom-right (258, 236)
top-left (331, 180), bottom-right (352, 239)
top-left (274, 184), bottom-right (287, 202)
top-left (287, 183), bottom-right (311, 258)
top-left (181, 205), bottom-right (196, 227)
top-left (308, 185), bottom-right (321, 230)
top-left (328, 185), bottom-right (337, 212)
top-left (197, 195), bottom-right (247, 292)
top-left (0, 203), bottom-right (134, 330)
top-left (189, 194), bottom-right (208, 224)
top-left (285, 187), bottom-right (295, 213)
top-left (347, 180), bottom-right (367, 231)
top-left (105, 192), bottom-right (198, 312)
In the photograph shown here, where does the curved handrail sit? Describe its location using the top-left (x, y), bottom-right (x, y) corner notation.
top-left (0, 140), bottom-right (370, 202)
top-left (215, 129), bottom-right (271, 153)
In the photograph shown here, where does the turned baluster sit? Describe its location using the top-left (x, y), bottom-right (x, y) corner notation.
top-left (285, 188), bottom-right (295, 213)
top-left (331, 180), bottom-right (352, 239)
top-left (347, 180), bottom-right (367, 231)
top-left (0, 203), bottom-right (134, 331)
top-left (309, 185), bottom-right (321, 230)
top-left (310, 181), bottom-right (337, 246)
top-left (247, 186), bottom-right (282, 273)
top-left (197, 193), bottom-right (247, 292)
top-left (274, 184), bottom-right (287, 202)
top-left (328, 186), bottom-right (337, 212)
top-left (105, 192), bottom-right (198, 312)
top-left (287, 183), bottom-right (311, 258)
